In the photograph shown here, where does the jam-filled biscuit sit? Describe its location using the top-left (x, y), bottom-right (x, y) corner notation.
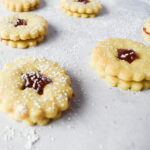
top-left (61, 6), bottom-right (97, 18)
top-left (0, 13), bottom-right (47, 41)
top-left (0, 57), bottom-right (74, 125)
top-left (94, 67), bottom-right (150, 91)
top-left (0, 13), bottom-right (47, 49)
top-left (105, 75), bottom-right (150, 91)
top-left (60, 0), bottom-right (102, 18)
top-left (2, 0), bottom-right (39, 12)
top-left (143, 19), bottom-right (150, 43)
top-left (1, 34), bottom-right (45, 49)
top-left (91, 38), bottom-right (150, 82)
top-left (60, 0), bottom-right (102, 14)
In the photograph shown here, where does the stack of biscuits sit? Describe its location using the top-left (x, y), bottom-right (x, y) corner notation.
top-left (60, 0), bottom-right (103, 18)
top-left (0, 13), bottom-right (48, 49)
top-left (91, 38), bottom-right (150, 91)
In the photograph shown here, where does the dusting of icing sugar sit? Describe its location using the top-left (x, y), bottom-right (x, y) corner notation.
top-left (1, 126), bottom-right (39, 150)
top-left (24, 129), bottom-right (40, 149)
top-left (2, 126), bottom-right (15, 141)
top-left (34, 101), bottom-right (41, 108)
top-left (17, 104), bottom-right (27, 114)
top-left (0, 56), bottom-right (72, 111)
top-left (0, 0), bottom-right (148, 149)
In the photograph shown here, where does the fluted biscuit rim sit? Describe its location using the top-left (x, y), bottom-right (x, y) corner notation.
top-left (2, 0), bottom-right (39, 12)
top-left (91, 38), bottom-right (150, 82)
top-left (0, 13), bottom-right (48, 41)
top-left (0, 57), bottom-right (74, 125)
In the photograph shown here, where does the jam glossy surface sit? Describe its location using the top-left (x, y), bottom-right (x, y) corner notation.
top-left (143, 27), bottom-right (150, 35)
top-left (14, 19), bottom-right (27, 27)
top-left (22, 72), bottom-right (52, 95)
top-left (117, 49), bottom-right (139, 63)
top-left (77, 0), bottom-right (89, 4)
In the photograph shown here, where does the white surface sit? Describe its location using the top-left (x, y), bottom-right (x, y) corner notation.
top-left (0, 0), bottom-right (150, 150)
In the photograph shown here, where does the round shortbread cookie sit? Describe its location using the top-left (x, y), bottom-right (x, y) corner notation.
top-left (61, 6), bottom-right (97, 18)
top-left (0, 13), bottom-right (48, 41)
top-left (91, 38), bottom-right (150, 82)
top-left (0, 57), bottom-right (74, 125)
top-left (60, 0), bottom-right (102, 14)
top-left (2, 0), bottom-right (39, 12)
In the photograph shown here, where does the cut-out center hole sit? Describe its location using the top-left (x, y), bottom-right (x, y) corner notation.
top-left (117, 49), bottom-right (139, 64)
top-left (14, 19), bottom-right (27, 27)
top-left (22, 72), bottom-right (52, 95)
top-left (77, 0), bottom-right (89, 4)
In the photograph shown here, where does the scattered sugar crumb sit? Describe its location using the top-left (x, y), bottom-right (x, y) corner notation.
top-left (2, 126), bottom-right (15, 141)
top-left (24, 129), bottom-right (40, 149)
top-left (1, 126), bottom-right (39, 150)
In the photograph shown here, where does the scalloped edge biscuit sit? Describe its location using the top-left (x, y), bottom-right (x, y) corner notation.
top-left (93, 67), bottom-right (150, 91)
top-left (61, 6), bottom-right (97, 18)
top-left (92, 67), bottom-right (150, 92)
top-left (2, 0), bottom-right (39, 12)
top-left (60, 0), bottom-right (102, 14)
top-left (0, 57), bottom-right (74, 126)
top-left (1, 34), bottom-right (45, 49)
top-left (91, 38), bottom-right (150, 82)
top-left (104, 75), bottom-right (150, 92)
top-left (0, 13), bottom-right (48, 41)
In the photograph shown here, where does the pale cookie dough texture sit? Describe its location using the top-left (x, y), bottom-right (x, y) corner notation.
top-left (143, 19), bottom-right (150, 43)
top-left (0, 57), bottom-right (74, 125)
top-left (96, 68), bottom-right (150, 91)
top-left (104, 75), bottom-right (150, 92)
top-left (61, 7), bottom-right (97, 18)
top-left (91, 38), bottom-right (150, 91)
top-left (60, 0), bottom-right (102, 18)
top-left (2, 0), bottom-right (39, 12)
top-left (0, 13), bottom-right (48, 49)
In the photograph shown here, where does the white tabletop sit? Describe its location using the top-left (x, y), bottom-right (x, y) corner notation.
top-left (0, 0), bottom-right (150, 150)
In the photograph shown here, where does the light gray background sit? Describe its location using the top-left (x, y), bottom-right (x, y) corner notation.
top-left (0, 0), bottom-right (150, 150)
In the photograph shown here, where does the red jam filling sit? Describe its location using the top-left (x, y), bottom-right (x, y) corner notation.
top-left (0, 38), bottom-right (10, 41)
top-left (117, 49), bottom-right (139, 63)
top-left (14, 19), bottom-right (27, 27)
top-left (143, 27), bottom-right (150, 35)
top-left (77, 0), bottom-right (89, 4)
top-left (22, 72), bottom-right (52, 95)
